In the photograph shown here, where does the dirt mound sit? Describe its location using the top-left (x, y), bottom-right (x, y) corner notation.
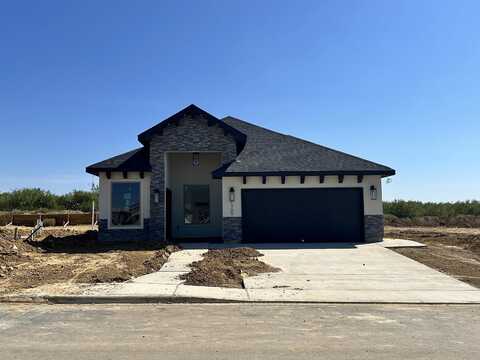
top-left (180, 247), bottom-right (280, 288)
top-left (385, 214), bottom-right (480, 228)
top-left (27, 230), bottom-right (172, 253)
top-left (74, 246), bottom-right (181, 283)
top-left (0, 239), bottom-right (37, 255)
top-left (30, 231), bottom-right (98, 251)
top-left (448, 215), bottom-right (480, 228)
top-left (143, 245), bottom-right (180, 272)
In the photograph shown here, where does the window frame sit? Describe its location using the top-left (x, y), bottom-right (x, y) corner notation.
top-left (109, 180), bottom-right (143, 230)
top-left (183, 184), bottom-right (211, 225)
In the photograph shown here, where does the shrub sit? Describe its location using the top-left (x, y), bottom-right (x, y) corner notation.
top-left (0, 187), bottom-right (98, 212)
top-left (384, 200), bottom-right (480, 218)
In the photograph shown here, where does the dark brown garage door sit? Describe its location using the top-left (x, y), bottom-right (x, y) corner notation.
top-left (241, 188), bottom-right (364, 243)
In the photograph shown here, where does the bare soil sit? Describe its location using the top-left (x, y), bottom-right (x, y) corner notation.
top-left (385, 226), bottom-right (480, 288)
top-left (0, 226), bottom-right (180, 295)
top-left (180, 247), bottom-right (280, 288)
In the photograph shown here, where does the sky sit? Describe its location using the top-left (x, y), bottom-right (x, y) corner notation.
top-left (1, 0), bottom-right (479, 202)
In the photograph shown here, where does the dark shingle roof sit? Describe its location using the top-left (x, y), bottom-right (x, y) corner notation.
top-left (86, 105), bottom-right (395, 178)
top-left (216, 116), bottom-right (395, 177)
top-left (137, 104), bottom-right (246, 153)
top-left (86, 147), bottom-right (151, 175)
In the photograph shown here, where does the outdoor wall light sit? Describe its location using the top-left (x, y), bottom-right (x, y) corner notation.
top-left (192, 152), bottom-right (200, 167)
top-left (370, 185), bottom-right (377, 200)
top-left (229, 187), bottom-right (235, 202)
top-left (154, 189), bottom-right (160, 203)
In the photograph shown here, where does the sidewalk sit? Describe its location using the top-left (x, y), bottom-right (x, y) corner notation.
top-left (4, 240), bottom-right (480, 304)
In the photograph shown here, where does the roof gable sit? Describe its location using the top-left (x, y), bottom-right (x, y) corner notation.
top-left (137, 104), bottom-right (246, 151)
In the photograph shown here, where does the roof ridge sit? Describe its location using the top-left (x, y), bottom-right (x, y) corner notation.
top-left (223, 116), bottom-right (290, 139)
top-left (223, 116), bottom-right (393, 171)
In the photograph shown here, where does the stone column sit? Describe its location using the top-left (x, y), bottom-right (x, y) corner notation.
top-left (150, 146), bottom-right (165, 242)
top-left (364, 215), bottom-right (384, 243)
top-left (222, 217), bottom-right (242, 243)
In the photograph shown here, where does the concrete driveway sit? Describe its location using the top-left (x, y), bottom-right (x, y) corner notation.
top-left (241, 242), bottom-right (480, 303)
top-left (35, 241), bottom-right (480, 303)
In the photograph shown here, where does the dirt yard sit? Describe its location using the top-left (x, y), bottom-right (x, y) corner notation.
top-left (385, 226), bottom-right (480, 288)
top-left (0, 226), bottom-right (179, 295)
top-left (180, 247), bottom-right (280, 288)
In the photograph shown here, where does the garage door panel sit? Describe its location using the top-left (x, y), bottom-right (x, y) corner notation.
top-left (241, 188), bottom-right (364, 243)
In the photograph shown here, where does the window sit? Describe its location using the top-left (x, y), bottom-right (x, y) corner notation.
top-left (184, 185), bottom-right (210, 224)
top-left (111, 182), bottom-right (141, 227)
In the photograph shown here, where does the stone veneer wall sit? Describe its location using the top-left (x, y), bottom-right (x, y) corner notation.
top-left (364, 215), bottom-right (384, 243)
top-left (149, 116), bottom-right (238, 242)
top-left (222, 217), bottom-right (242, 242)
top-left (98, 219), bottom-right (150, 242)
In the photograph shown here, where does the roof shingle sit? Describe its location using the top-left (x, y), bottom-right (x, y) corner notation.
top-left (219, 116), bottom-right (394, 177)
top-left (86, 147), bottom-right (151, 175)
top-left (85, 105), bottom-right (395, 177)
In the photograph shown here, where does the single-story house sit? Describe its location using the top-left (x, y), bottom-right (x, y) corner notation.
top-left (86, 104), bottom-right (395, 243)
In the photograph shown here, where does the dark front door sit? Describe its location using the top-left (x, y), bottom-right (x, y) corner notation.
top-left (241, 188), bottom-right (364, 243)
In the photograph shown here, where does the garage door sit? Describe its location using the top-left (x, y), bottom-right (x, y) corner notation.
top-left (241, 188), bottom-right (364, 243)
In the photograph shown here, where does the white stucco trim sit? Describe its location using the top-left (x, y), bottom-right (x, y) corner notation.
top-left (222, 175), bottom-right (383, 217)
top-left (98, 172), bottom-right (151, 229)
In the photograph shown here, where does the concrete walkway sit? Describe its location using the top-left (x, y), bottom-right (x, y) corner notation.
top-left (68, 240), bottom-right (480, 304)
top-left (7, 240), bottom-right (480, 304)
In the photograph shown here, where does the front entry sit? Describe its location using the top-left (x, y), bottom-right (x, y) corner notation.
top-left (166, 152), bottom-right (222, 240)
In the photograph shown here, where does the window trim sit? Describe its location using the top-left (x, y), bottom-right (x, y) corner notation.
top-left (183, 184), bottom-right (211, 225)
top-left (109, 180), bottom-right (143, 230)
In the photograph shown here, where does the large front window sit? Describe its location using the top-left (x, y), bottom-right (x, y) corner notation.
top-left (184, 185), bottom-right (210, 224)
top-left (111, 182), bottom-right (141, 226)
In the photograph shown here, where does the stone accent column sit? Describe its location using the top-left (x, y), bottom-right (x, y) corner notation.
top-left (364, 215), bottom-right (384, 243)
top-left (149, 145), bottom-right (165, 242)
top-left (223, 217), bottom-right (242, 243)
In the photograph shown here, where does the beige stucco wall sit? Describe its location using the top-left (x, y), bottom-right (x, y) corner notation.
top-left (166, 152), bottom-right (222, 238)
top-left (222, 175), bottom-right (383, 217)
top-left (98, 172), bottom-right (151, 223)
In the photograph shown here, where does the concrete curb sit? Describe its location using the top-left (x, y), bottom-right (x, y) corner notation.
top-left (0, 295), bottom-right (242, 304)
top-left (1, 295), bottom-right (480, 305)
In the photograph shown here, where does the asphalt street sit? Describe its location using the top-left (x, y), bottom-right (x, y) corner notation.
top-left (0, 303), bottom-right (479, 359)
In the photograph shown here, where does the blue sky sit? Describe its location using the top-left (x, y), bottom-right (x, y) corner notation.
top-left (1, 1), bottom-right (478, 202)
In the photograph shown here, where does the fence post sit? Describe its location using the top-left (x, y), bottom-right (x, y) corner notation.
top-left (91, 201), bottom-right (95, 229)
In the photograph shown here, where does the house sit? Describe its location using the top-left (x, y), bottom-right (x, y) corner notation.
top-left (86, 104), bottom-right (395, 243)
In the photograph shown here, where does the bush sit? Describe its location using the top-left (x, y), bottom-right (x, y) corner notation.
top-left (384, 200), bottom-right (480, 218)
top-left (0, 187), bottom-right (98, 212)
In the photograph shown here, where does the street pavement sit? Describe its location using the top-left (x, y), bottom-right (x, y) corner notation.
top-left (0, 303), bottom-right (479, 359)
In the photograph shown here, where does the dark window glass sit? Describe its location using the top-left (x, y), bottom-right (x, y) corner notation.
top-left (111, 182), bottom-right (141, 226)
top-left (184, 185), bottom-right (210, 224)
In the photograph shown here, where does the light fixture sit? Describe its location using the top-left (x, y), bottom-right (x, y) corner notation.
top-left (229, 187), bottom-right (235, 202)
top-left (370, 185), bottom-right (377, 200)
top-left (192, 152), bottom-right (200, 167)
top-left (154, 189), bottom-right (160, 203)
